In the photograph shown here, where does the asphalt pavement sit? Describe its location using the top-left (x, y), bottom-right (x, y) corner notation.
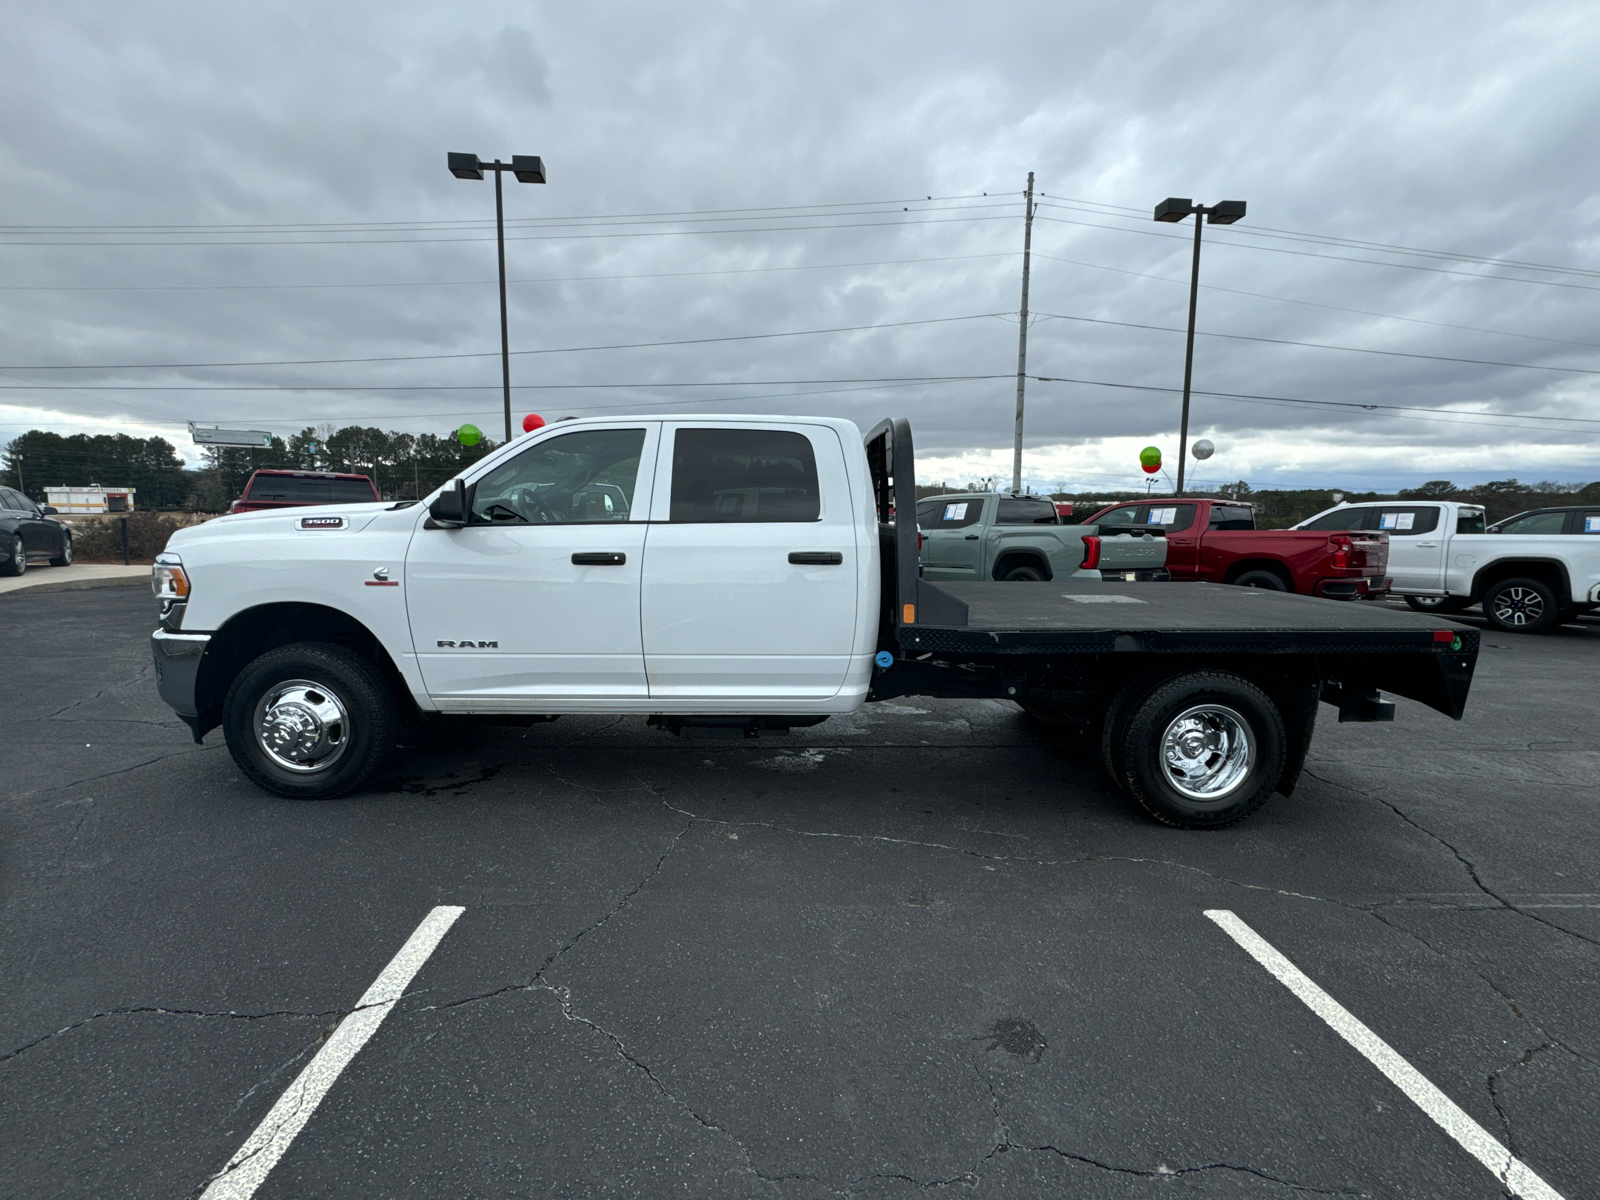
top-left (2, 587), bottom-right (1596, 1198)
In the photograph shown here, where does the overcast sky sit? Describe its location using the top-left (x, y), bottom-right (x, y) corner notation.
top-left (2, 0), bottom-right (1598, 493)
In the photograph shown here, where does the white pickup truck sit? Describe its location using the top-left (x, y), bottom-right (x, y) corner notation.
top-left (1295, 499), bottom-right (1600, 632)
top-left (150, 416), bottom-right (1480, 828)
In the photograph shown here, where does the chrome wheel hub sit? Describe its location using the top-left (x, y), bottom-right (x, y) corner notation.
top-left (1492, 587), bottom-right (1543, 625)
top-left (254, 680), bottom-right (350, 773)
top-left (1160, 704), bottom-right (1255, 801)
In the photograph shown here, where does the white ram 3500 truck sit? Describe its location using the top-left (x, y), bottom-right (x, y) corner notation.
top-left (151, 416), bottom-right (1480, 829)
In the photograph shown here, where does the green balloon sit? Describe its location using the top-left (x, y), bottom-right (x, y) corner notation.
top-left (1139, 445), bottom-right (1161, 467)
top-left (456, 423), bottom-right (482, 447)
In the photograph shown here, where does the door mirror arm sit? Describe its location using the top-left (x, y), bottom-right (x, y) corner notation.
top-left (425, 478), bottom-right (478, 529)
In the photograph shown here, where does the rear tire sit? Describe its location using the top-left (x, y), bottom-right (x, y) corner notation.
top-left (1000, 563), bottom-right (1047, 582)
top-left (1232, 569), bottom-right (1289, 592)
top-left (1, 534), bottom-right (25, 577)
top-left (1404, 594), bottom-right (1469, 614)
top-left (1115, 671), bottom-right (1287, 829)
top-left (223, 642), bottom-right (397, 799)
top-left (1482, 578), bottom-right (1560, 634)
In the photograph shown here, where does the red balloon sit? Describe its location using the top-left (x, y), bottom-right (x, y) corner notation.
top-left (1141, 462), bottom-right (1161, 474)
top-left (522, 413), bottom-right (546, 433)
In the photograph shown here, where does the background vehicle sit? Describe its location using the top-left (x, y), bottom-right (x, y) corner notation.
top-left (1295, 500), bottom-right (1600, 633)
top-left (150, 415), bottom-right (1477, 829)
top-left (916, 492), bottom-right (1166, 582)
top-left (0, 486), bottom-right (73, 576)
top-left (230, 470), bottom-right (381, 513)
top-left (1087, 498), bottom-right (1389, 599)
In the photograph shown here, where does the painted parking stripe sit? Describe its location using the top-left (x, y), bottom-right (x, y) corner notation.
top-left (1205, 909), bottom-right (1565, 1200)
top-left (197, 905), bottom-right (466, 1200)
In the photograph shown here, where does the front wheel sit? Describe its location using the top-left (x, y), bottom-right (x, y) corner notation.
top-left (1404, 594), bottom-right (1469, 614)
top-left (49, 532), bottom-right (73, 567)
top-left (1113, 671), bottom-right (1287, 829)
top-left (1482, 578), bottom-right (1560, 634)
top-left (223, 642), bottom-right (397, 798)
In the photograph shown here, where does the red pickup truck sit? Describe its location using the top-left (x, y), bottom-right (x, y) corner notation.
top-left (1087, 498), bottom-right (1390, 598)
top-left (230, 470), bottom-right (380, 514)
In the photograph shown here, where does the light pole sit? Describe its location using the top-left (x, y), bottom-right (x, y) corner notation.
top-left (449, 152), bottom-right (547, 441)
top-left (1153, 197), bottom-right (1245, 495)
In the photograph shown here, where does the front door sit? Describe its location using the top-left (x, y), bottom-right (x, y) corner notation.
top-left (640, 422), bottom-right (860, 699)
top-left (919, 497), bottom-right (987, 579)
top-left (406, 424), bottom-right (659, 701)
top-left (1374, 505), bottom-right (1447, 592)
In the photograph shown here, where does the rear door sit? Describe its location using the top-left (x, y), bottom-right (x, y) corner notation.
top-left (406, 424), bottom-right (659, 701)
top-left (1372, 505), bottom-right (1446, 591)
top-left (919, 497), bottom-right (987, 579)
top-left (1141, 501), bottom-right (1199, 573)
top-left (640, 422), bottom-right (859, 699)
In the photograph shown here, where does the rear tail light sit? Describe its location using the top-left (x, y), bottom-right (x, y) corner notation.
top-left (1328, 534), bottom-right (1351, 569)
top-left (917, 532), bottom-right (924, 555)
top-left (1081, 535), bottom-right (1101, 569)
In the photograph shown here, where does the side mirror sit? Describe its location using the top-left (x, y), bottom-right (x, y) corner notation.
top-left (426, 478), bottom-right (477, 529)
top-left (41, 506), bottom-right (59, 516)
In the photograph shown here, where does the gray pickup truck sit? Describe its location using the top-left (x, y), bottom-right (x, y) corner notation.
top-left (917, 492), bottom-right (1167, 582)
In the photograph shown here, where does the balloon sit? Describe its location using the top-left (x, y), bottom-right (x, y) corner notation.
top-left (1142, 463), bottom-right (1161, 475)
top-left (522, 413), bottom-right (546, 433)
top-left (1139, 445), bottom-right (1161, 467)
top-left (1192, 439), bottom-right (1214, 460)
top-left (456, 423), bottom-right (482, 447)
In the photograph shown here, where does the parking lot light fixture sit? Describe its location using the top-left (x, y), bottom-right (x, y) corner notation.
top-left (1151, 197), bottom-right (1247, 494)
top-left (448, 151), bottom-right (548, 440)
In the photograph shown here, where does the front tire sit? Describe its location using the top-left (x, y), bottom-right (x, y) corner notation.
top-left (1482, 578), bottom-right (1560, 634)
top-left (49, 532), bottom-right (72, 567)
top-left (1, 534), bottom-right (26, 577)
top-left (1114, 671), bottom-right (1287, 829)
top-left (223, 642), bottom-right (397, 798)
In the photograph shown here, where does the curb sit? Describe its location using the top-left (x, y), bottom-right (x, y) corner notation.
top-left (0, 572), bottom-right (150, 598)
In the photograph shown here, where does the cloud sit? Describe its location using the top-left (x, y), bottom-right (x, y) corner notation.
top-left (0, 0), bottom-right (1596, 490)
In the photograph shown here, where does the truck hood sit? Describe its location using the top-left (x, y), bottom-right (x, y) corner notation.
top-left (169, 501), bottom-right (397, 546)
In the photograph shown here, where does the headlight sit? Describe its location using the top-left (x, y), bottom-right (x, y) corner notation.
top-left (152, 560), bottom-right (190, 601)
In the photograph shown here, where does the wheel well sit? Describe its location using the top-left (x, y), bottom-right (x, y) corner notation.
top-left (194, 602), bottom-right (414, 735)
top-left (1222, 559), bottom-right (1293, 590)
top-left (992, 550), bottom-right (1052, 581)
top-left (1471, 559), bottom-right (1569, 604)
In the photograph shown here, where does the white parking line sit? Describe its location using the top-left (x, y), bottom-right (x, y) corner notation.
top-left (1205, 910), bottom-right (1564, 1200)
top-left (198, 905), bottom-right (466, 1200)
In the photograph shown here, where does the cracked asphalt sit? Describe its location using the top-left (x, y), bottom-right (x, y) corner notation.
top-left (2, 587), bottom-right (1597, 1198)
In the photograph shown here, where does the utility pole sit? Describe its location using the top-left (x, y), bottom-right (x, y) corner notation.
top-left (1010, 171), bottom-right (1036, 494)
top-left (494, 163), bottom-right (512, 443)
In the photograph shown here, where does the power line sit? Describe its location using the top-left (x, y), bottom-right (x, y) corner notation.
top-left (0, 213), bottom-right (1015, 249)
top-left (1032, 253), bottom-right (1600, 352)
top-left (0, 374), bottom-right (1009, 392)
top-left (1029, 309), bottom-right (1600, 377)
top-left (0, 312), bottom-right (1009, 371)
top-left (0, 251), bottom-right (1021, 293)
top-left (1032, 212), bottom-right (1600, 293)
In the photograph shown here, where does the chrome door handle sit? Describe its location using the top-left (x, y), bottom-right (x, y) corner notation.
top-left (572, 552), bottom-right (626, 565)
top-left (789, 551), bottom-right (843, 565)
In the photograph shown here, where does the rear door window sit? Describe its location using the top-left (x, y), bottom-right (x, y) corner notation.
top-left (669, 428), bottom-right (820, 522)
top-left (328, 478), bottom-right (378, 502)
top-left (1092, 505), bottom-right (1146, 528)
top-left (1143, 503), bottom-right (1196, 531)
top-left (1496, 510), bottom-right (1568, 536)
top-left (1374, 506), bottom-right (1440, 535)
top-left (1301, 507), bottom-right (1374, 531)
top-left (1581, 511), bottom-right (1600, 534)
top-left (928, 499), bottom-right (984, 530)
top-left (995, 497), bottom-right (1059, 525)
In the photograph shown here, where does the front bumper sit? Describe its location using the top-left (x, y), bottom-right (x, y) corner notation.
top-left (1316, 575), bottom-right (1390, 600)
top-left (151, 629), bottom-right (211, 741)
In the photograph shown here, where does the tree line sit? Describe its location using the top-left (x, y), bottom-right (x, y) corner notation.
top-left (2, 426), bottom-right (503, 510)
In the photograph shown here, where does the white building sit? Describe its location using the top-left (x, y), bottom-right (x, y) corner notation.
top-left (44, 486), bottom-right (137, 514)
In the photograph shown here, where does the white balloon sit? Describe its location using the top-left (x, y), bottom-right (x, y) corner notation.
top-left (1191, 439), bottom-right (1215, 460)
